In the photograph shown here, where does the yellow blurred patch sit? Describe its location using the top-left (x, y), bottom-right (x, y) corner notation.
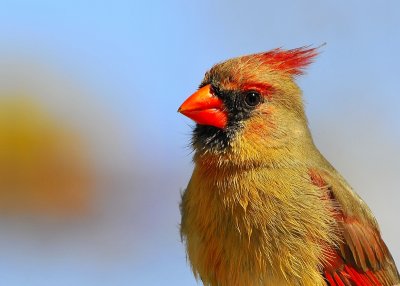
top-left (0, 95), bottom-right (93, 217)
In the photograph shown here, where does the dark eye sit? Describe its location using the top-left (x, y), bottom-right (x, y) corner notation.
top-left (244, 91), bottom-right (262, 107)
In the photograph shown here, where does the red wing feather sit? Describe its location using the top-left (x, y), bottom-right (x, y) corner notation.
top-left (309, 169), bottom-right (400, 286)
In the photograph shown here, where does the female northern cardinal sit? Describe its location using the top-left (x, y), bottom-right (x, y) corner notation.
top-left (178, 47), bottom-right (399, 286)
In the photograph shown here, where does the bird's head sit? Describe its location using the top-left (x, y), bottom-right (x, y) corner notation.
top-left (179, 47), bottom-right (319, 167)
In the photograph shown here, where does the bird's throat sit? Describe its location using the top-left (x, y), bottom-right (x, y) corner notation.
top-left (192, 124), bottom-right (239, 152)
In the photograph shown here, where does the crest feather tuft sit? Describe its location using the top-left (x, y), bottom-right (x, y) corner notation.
top-left (258, 46), bottom-right (320, 75)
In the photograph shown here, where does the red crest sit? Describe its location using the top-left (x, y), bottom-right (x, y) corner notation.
top-left (258, 46), bottom-right (319, 75)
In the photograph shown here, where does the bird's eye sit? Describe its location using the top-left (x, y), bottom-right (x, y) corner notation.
top-left (244, 91), bottom-right (262, 107)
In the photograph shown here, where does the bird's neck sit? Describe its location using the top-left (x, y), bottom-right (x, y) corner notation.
top-left (194, 128), bottom-right (321, 171)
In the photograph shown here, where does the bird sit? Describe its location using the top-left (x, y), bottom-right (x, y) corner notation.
top-left (178, 47), bottom-right (400, 286)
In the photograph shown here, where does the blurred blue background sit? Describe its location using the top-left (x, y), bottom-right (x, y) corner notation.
top-left (0, 1), bottom-right (399, 285)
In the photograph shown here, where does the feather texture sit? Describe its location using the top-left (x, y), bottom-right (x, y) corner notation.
top-left (310, 169), bottom-right (399, 286)
top-left (179, 48), bottom-right (399, 286)
top-left (257, 46), bottom-right (319, 75)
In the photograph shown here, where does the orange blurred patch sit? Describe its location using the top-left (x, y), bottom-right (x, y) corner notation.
top-left (0, 95), bottom-right (93, 217)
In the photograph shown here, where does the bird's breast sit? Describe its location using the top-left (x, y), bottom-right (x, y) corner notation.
top-left (180, 165), bottom-right (333, 286)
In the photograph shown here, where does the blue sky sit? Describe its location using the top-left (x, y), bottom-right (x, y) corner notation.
top-left (0, 1), bottom-right (399, 285)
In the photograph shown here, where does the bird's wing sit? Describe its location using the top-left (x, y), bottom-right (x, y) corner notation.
top-left (309, 169), bottom-right (399, 286)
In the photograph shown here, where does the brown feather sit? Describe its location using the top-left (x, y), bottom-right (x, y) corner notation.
top-left (180, 48), bottom-right (399, 286)
top-left (310, 169), bottom-right (399, 286)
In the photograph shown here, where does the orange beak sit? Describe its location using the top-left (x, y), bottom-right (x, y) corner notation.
top-left (178, 84), bottom-right (228, 129)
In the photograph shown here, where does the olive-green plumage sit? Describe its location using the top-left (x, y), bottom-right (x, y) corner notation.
top-left (179, 47), bottom-right (399, 286)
